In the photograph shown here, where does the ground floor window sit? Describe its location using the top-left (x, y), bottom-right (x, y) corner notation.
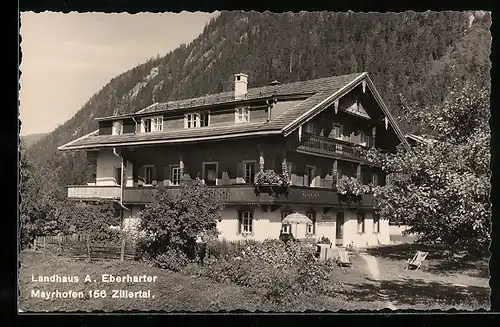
top-left (282, 224), bottom-right (291, 234)
top-left (171, 166), bottom-right (181, 186)
top-left (239, 211), bottom-right (254, 234)
top-left (306, 212), bottom-right (316, 235)
top-left (357, 211), bottom-right (365, 234)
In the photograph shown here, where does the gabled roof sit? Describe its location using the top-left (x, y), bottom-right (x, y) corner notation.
top-left (58, 72), bottom-right (411, 151)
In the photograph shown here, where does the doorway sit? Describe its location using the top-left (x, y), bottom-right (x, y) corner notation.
top-left (335, 211), bottom-right (344, 246)
top-left (203, 162), bottom-right (218, 186)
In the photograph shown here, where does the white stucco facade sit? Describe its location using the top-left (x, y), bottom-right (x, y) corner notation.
top-left (96, 149), bottom-right (122, 186)
top-left (118, 203), bottom-right (390, 248)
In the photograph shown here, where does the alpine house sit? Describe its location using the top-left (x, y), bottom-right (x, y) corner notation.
top-left (58, 72), bottom-right (410, 247)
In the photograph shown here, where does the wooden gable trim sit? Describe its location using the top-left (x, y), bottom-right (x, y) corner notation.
top-left (282, 73), bottom-right (367, 136)
top-left (364, 75), bottom-right (411, 151)
top-left (282, 73), bottom-right (411, 152)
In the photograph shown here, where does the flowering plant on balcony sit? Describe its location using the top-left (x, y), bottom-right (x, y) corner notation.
top-left (336, 175), bottom-right (371, 200)
top-left (254, 169), bottom-right (290, 196)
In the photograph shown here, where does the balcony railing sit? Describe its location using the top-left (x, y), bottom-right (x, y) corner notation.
top-left (67, 185), bottom-right (121, 200)
top-left (298, 132), bottom-right (370, 162)
top-left (122, 184), bottom-right (373, 208)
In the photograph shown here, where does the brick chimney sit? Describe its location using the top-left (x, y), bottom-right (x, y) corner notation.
top-left (234, 73), bottom-right (248, 100)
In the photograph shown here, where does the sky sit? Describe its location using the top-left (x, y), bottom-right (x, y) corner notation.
top-left (19, 11), bottom-right (218, 136)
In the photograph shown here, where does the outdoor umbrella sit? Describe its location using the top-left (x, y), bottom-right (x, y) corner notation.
top-left (282, 212), bottom-right (312, 238)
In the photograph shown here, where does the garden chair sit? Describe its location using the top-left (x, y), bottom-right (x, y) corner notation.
top-left (337, 249), bottom-right (352, 267)
top-left (405, 251), bottom-right (428, 270)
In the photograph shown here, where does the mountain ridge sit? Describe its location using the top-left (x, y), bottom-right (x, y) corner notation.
top-left (27, 11), bottom-right (491, 170)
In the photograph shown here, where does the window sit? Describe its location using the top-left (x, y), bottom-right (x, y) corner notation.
top-left (239, 211), bottom-right (254, 234)
top-left (202, 162), bottom-right (218, 186)
top-left (143, 119), bottom-right (151, 133)
top-left (152, 117), bottom-right (163, 132)
top-left (372, 173), bottom-right (379, 186)
top-left (142, 117), bottom-right (163, 133)
top-left (373, 214), bottom-right (381, 234)
top-left (199, 113), bottom-right (209, 127)
top-left (112, 121), bottom-right (123, 135)
top-left (357, 211), bottom-right (366, 234)
top-left (359, 130), bottom-right (366, 144)
top-left (114, 167), bottom-right (122, 186)
top-left (332, 125), bottom-right (342, 139)
top-left (171, 166), bottom-right (181, 186)
top-left (186, 113), bottom-right (197, 128)
top-left (144, 166), bottom-right (154, 185)
top-left (185, 113), bottom-right (210, 128)
top-left (305, 165), bottom-right (316, 187)
top-left (305, 121), bottom-right (316, 134)
top-left (243, 161), bottom-right (255, 184)
top-left (306, 212), bottom-right (316, 235)
top-left (282, 224), bottom-right (291, 234)
top-left (235, 107), bottom-right (250, 123)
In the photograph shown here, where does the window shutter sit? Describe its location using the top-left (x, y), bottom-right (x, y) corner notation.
top-left (152, 166), bottom-right (158, 181)
top-left (184, 115), bottom-right (188, 128)
top-left (237, 211), bottom-right (242, 234)
top-left (236, 160), bottom-right (243, 180)
top-left (137, 166), bottom-right (145, 183)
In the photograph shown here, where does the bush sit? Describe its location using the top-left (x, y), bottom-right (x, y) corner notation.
top-left (296, 258), bottom-right (339, 297)
top-left (206, 239), bottom-right (246, 260)
top-left (263, 268), bottom-right (298, 304)
top-left (139, 182), bottom-right (223, 260)
top-left (155, 247), bottom-right (190, 272)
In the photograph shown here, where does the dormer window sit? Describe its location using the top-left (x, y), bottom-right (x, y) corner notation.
top-left (112, 121), bottom-right (123, 135)
top-left (185, 112), bottom-right (210, 128)
top-left (235, 107), bottom-right (250, 123)
top-left (141, 116), bottom-right (163, 133)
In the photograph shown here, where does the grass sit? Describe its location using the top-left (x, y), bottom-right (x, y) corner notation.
top-left (18, 250), bottom-right (379, 312)
top-left (19, 242), bottom-right (491, 312)
top-left (363, 243), bottom-right (490, 310)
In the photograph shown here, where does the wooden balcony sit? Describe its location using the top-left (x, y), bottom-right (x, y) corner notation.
top-left (297, 132), bottom-right (370, 162)
top-left (122, 184), bottom-right (373, 208)
top-left (67, 185), bottom-right (121, 200)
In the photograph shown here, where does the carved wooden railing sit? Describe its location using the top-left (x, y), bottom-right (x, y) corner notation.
top-left (298, 132), bottom-right (370, 162)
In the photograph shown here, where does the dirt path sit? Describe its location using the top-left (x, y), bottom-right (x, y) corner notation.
top-left (359, 253), bottom-right (397, 310)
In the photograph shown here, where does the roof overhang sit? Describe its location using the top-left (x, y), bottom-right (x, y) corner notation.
top-left (58, 129), bottom-right (283, 151)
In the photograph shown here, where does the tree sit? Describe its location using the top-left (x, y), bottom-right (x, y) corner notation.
top-left (139, 180), bottom-right (224, 259)
top-left (60, 201), bottom-right (121, 244)
top-left (369, 81), bottom-right (491, 253)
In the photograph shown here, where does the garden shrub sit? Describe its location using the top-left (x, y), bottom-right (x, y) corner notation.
top-left (155, 247), bottom-right (190, 272)
top-left (262, 267), bottom-right (298, 304)
top-left (295, 258), bottom-right (340, 297)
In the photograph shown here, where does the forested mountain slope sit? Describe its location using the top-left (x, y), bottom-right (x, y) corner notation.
top-left (27, 10), bottom-right (491, 173)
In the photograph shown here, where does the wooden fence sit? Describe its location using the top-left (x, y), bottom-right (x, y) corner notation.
top-left (33, 234), bottom-right (137, 262)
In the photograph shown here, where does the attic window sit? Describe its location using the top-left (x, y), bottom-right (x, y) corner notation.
top-left (141, 116), bottom-right (163, 133)
top-left (112, 121), bottom-right (123, 135)
top-left (235, 107), bottom-right (250, 123)
top-left (185, 112), bottom-right (210, 128)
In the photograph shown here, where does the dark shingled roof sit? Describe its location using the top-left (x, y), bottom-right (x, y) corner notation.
top-left (59, 73), bottom-right (368, 150)
top-left (137, 72), bottom-right (364, 115)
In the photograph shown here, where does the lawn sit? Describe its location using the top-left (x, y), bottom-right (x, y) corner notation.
top-left (363, 243), bottom-right (490, 310)
top-left (18, 244), bottom-right (490, 312)
top-left (18, 250), bottom-right (381, 312)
